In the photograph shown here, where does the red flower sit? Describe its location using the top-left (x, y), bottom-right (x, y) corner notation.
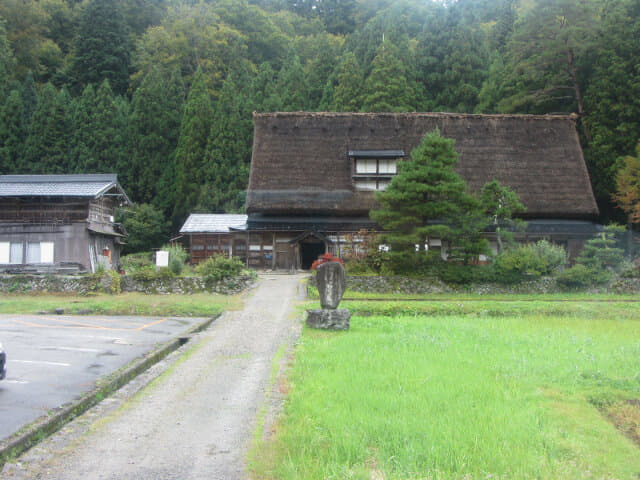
top-left (310, 252), bottom-right (345, 270)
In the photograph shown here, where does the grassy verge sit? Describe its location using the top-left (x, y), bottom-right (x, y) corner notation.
top-left (253, 300), bottom-right (640, 479)
top-left (0, 292), bottom-right (243, 316)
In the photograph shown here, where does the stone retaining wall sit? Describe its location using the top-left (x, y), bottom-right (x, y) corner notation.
top-left (310, 275), bottom-right (640, 295)
top-left (0, 274), bottom-right (255, 295)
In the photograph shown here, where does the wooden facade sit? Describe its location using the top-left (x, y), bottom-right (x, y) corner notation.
top-left (0, 174), bottom-right (129, 273)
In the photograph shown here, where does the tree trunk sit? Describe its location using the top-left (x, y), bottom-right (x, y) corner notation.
top-left (566, 47), bottom-right (592, 142)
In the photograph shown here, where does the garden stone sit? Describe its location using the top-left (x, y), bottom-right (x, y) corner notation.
top-left (306, 309), bottom-right (350, 330)
top-left (316, 261), bottom-right (347, 309)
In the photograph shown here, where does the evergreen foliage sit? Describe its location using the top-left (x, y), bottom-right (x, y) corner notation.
top-left (0, 0), bottom-right (639, 242)
top-left (0, 89), bottom-right (25, 173)
top-left (370, 129), bottom-right (488, 269)
top-left (23, 83), bottom-right (71, 173)
top-left (128, 66), bottom-right (184, 205)
top-left (69, 0), bottom-right (131, 96)
top-left (116, 203), bottom-right (168, 255)
top-left (331, 52), bottom-right (363, 111)
top-left (361, 42), bottom-right (414, 112)
top-left (172, 68), bottom-right (213, 227)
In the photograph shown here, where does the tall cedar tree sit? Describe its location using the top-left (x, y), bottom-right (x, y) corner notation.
top-left (331, 52), bottom-right (363, 112)
top-left (417, 14), bottom-right (489, 112)
top-left (70, 83), bottom-right (98, 173)
top-left (0, 89), bottom-right (25, 173)
top-left (276, 52), bottom-right (308, 111)
top-left (0, 17), bottom-right (14, 97)
top-left (89, 80), bottom-right (123, 172)
top-left (69, 0), bottom-right (131, 96)
top-left (361, 42), bottom-right (414, 112)
top-left (172, 68), bottom-right (213, 228)
top-left (129, 67), bottom-right (184, 205)
top-left (22, 83), bottom-right (71, 173)
top-left (498, 0), bottom-right (597, 117)
top-left (200, 69), bottom-right (253, 212)
top-left (583, 0), bottom-right (640, 221)
top-left (251, 62), bottom-right (280, 112)
top-left (71, 80), bottom-right (124, 174)
top-left (21, 72), bottom-right (38, 132)
top-left (370, 129), bottom-right (487, 269)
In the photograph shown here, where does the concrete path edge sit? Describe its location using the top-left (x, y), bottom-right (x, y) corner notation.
top-left (0, 313), bottom-right (221, 468)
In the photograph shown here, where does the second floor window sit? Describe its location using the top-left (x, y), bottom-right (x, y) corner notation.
top-left (350, 150), bottom-right (404, 191)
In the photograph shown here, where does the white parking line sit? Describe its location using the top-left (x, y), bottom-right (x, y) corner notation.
top-left (9, 360), bottom-right (71, 367)
top-left (3, 380), bottom-right (28, 384)
top-left (38, 346), bottom-right (101, 353)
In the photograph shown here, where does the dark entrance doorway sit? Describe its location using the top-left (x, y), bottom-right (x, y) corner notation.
top-left (300, 241), bottom-right (325, 269)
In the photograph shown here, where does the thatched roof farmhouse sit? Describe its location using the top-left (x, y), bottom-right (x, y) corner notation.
top-left (247, 112), bottom-right (598, 219)
top-left (187, 112), bottom-right (601, 269)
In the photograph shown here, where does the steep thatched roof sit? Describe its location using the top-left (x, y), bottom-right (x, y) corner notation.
top-left (246, 112), bottom-right (599, 219)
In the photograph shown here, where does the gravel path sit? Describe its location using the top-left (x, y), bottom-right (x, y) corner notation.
top-left (3, 273), bottom-right (306, 480)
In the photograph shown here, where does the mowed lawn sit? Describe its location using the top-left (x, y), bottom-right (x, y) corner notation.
top-left (253, 298), bottom-right (640, 479)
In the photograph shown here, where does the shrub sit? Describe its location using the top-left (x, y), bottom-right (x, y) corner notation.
top-left (556, 265), bottom-right (604, 289)
top-left (121, 252), bottom-right (153, 274)
top-left (345, 258), bottom-right (376, 275)
top-left (161, 243), bottom-right (188, 276)
top-left (106, 270), bottom-right (122, 294)
top-left (195, 255), bottom-right (245, 282)
top-left (620, 259), bottom-right (640, 278)
top-left (436, 263), bottom-right (495, 285)
top-left (131, 266), bottom-right (156, 282)
top-left (494, 240), bottom-right (567, 282)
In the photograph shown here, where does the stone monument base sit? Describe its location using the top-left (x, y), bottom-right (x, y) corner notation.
top-left (306, 309), bottom-right (350, 330)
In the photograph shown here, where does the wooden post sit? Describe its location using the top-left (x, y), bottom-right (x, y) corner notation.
top-left (272, 232), bottom-right (276, 270)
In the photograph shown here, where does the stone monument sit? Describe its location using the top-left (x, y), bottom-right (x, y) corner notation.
top-left (306, 261), bottom-right (350, 330)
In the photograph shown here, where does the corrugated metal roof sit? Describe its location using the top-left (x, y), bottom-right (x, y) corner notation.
top-left (0, 174), bottom-right (130, 203)
top-left (180, 214), bottom-right (248, 233)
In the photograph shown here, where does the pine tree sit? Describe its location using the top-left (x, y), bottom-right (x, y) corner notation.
top-left (172, 68), bottom-right (213, 227)
top-left (0, 89), bottom-right (25, 173)
top-left (361, 42), bottom-right (414, 112)
top-left (129, 66), bottom-right (185, 207)
top-left (370, 130), bottom-right (487, 269)
top-left (69, 0), bottom-right (131, 96)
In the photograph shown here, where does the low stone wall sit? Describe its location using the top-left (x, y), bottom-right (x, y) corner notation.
top-left (0, 274), bottom-right (255, 295)
top-left (119, 274), bottom-right (255, 295)
top-left (310, 274), bottom-right (640, 295)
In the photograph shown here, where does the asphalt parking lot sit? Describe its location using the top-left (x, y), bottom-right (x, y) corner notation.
top-left (0, 313), bottom-right (210, 441)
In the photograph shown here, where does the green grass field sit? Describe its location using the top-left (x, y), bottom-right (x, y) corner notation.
top-left (252, 299), bottom-right (640, 479)
top-left (0, 291), bottom-right (243, 316)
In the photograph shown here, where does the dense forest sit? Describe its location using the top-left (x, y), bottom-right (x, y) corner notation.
top-left (0, 0), bottom-right (638, 233)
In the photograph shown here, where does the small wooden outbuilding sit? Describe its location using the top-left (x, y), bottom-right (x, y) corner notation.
top-left (0, 174), bottom-right (130, 273)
